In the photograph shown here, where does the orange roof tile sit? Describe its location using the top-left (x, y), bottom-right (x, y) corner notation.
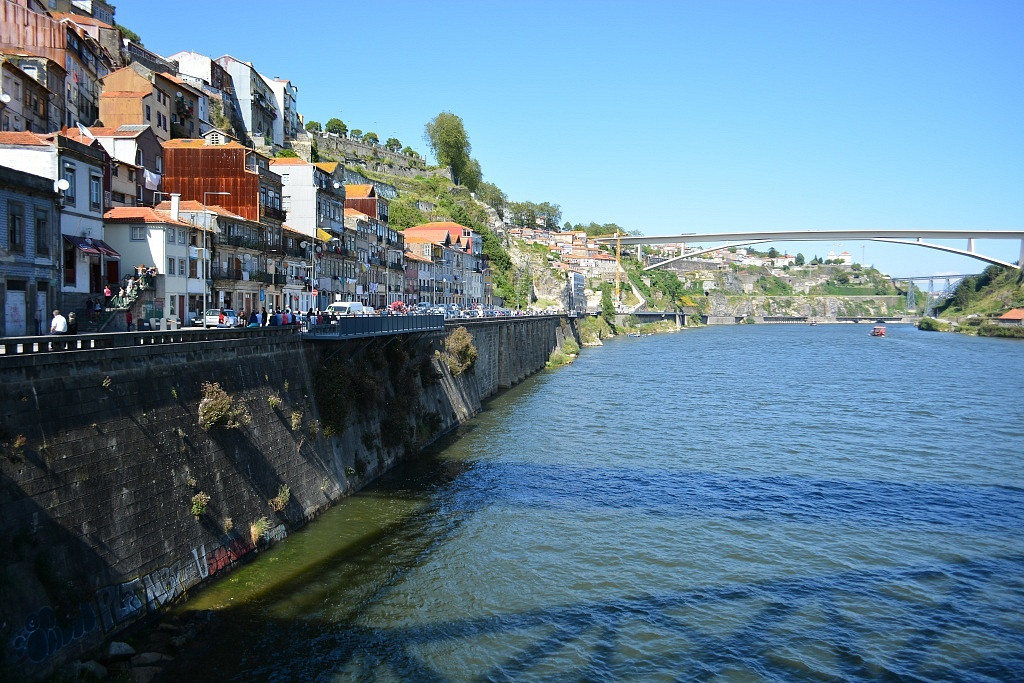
top-left (998, 308), bottom-right (1024, 320)
top-left (344, 207), bottom-right (371, 220)
top-left (88, 126), bottom-right (148, 139)
top-left (269, 157), bottom-right (309, 166)
top-left (402, 234), bottom-right (437, 244)
top-left (162, 138), bottom-right (247, 149)
top-left (0, 131), bottom-right (49, 146)
top-left (154, 200), bottom-right (246, 220)
top-left (314, 162), bottom-right (338, 173)
top-left (104, 207), bottom-right (194, 227)
top-left (54, 128), bottom-right (97, 145)
top-left (404, 250), bottom-right (433, 263)
top-left (345, 184), bottom-right (374, 198)
top-left (50, 12), bottom-right (114, 29)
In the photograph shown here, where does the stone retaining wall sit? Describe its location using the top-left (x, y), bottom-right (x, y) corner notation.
top-left (0, 316), bottom-right (575, 679)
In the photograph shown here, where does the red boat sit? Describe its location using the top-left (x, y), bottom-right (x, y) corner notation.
top-left (870, 325), bottom-right (886, 337)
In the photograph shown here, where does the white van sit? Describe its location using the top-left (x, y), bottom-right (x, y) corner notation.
top-left (325, 301), bottom-right (366, 316)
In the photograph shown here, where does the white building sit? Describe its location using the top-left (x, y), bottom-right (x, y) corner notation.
top-left (215, 55), bottom-right (279, 146)
top-left (103, 196), bottom-right (210, 324)
top-left (263, 76), bottom-right (299, 146)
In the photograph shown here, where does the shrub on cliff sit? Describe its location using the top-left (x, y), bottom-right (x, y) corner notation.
top-left (198, 381), bottom-right (250, 430)
top-left (442, 327), bottom-right (478, 376)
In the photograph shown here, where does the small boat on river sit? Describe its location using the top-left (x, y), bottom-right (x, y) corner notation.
top-left (870, 325), bottom-right (886, 337)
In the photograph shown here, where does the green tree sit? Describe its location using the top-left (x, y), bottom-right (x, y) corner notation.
top-left (424, 111), bottom-right (471, 186)
top-left (401, 146), bottom-right (419, 158)
top-left (834, 271), bottom-right (850, 285)
top-left (461, 158), bottom-right (482, 192)
top-left (117, 24), bottom-right (142, 44)
top-left (563, 221), bottom-right (573, 232)
top-left (795, 253), bottom-right (805, 265)
top-left (350, 128), bottom-right (362, 139)
top-left (305, 120), bottom-right (322, 133)
top-left (600, 284), bottom-right (615, 323)
top-left (767, 247), bottom-right (779, 258)
top-left (274, 148), bottom-right (299, 158)
top-left (476, 181), bottom-right (507, 218)
top-left (362, 131), bottom-right (379, 144)
top-left (388, 198), bottom-right (426, 231)
top-left (325, 118), bottom-right (347, 136)
top-left (385, 137), bottom-right (401, 151)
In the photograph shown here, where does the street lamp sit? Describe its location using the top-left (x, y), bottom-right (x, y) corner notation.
top-left (201, 191), bottom-right (230, 325)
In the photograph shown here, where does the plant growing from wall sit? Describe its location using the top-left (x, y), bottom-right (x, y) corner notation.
top-left (250, 516), bottom-right (271, 546)
top-left (198, 381), bottom-right (251, 430)
top-left (290, 410), bottom-right (303, 432)
top-left (191, 491), bottom-right (211, 518)
top-left (269, 484), bottom-right (291, 512)
top-left (442, 327), bottom-right (478, 376)
top-left (268, 393), bottom-right (282, 409)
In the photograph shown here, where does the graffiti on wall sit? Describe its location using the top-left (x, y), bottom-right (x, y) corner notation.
top-left (7, 525), bottom-right (287, 667)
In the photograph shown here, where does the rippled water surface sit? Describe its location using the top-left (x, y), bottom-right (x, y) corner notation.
top-left (171, 324), bottom-right (1024, 681)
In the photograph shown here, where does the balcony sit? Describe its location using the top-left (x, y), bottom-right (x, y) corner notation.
top-left (211, 264), bottom-right (250, 281)
top-left (216, 234), bottom-right (268, 251)
top-left (273, 273), bottom-right (288, 286)
top-left (260, 205), bottom-right (287, 222)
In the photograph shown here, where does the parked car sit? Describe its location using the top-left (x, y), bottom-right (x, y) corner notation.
top-left (325, 302), bottom-right (367, 316)
top-left (203, 308), bottom-right (240, 327)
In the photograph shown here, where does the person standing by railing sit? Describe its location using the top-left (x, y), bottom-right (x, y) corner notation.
top-left (50, 310), bottom-right (67, 335)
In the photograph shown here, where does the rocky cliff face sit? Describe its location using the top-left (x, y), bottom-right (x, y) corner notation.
top-left (706, 293), bottom-right (904, 318)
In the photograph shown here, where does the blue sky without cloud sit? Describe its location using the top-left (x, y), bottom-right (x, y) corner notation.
top-left (119, 0), bottom-right (1023, 277)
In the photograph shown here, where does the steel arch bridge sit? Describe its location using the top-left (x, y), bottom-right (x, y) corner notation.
top-left (596, 230), bottom-right (1024, 271)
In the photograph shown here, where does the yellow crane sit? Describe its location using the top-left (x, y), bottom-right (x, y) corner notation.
top-left (614, 230), bottom-right (622, 303)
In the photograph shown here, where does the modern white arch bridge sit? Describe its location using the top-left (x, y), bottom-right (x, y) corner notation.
top-left (597, 230), bottom-right (1024, 271)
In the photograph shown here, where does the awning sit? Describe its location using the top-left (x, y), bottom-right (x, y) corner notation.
top-left (64, 234), bottom-right (101, 255)
top-left (63, 235), bottom-right (120, 258)
top-left (316, 228), bottom-right (333, 243)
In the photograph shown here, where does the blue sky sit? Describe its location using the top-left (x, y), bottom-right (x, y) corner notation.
top-left (119, 0), bottom-right (1023, 276)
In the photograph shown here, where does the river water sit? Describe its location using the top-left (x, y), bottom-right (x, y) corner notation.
top-left (167, 324), bottom-right (1024, 682)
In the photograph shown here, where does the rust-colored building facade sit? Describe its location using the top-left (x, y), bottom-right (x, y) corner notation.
top-left (162, 137), bottom-right (287, 311)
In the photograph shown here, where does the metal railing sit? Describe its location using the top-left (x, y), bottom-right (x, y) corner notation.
top-left (303, 314), bottom-right (444, 340)
top-left (0, 326), bottom-right (299, 357)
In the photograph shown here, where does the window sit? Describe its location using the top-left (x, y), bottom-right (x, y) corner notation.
top-left (136, 149), bottom-right (143, 166)
top-left (155, 156), bottom-right (162, 173)
top-left (178, 229), bottom-right (186, 244)
top-left (179, 259), bottom-right (186, 276)
top-left (62, 165), bottom-right (76, 204)
top-left (90, 175), bottom-right (101, 211)
top-left (131, 225), bottom-right (145, 241)
top-left (167, 227), bottom-right (175, 243)
top-left (35, 210), bottom-right (49, 255)
top-left (127, 169), bottom-right (135, 182)
top-left (167, 257), bottom-right (174, 275)
top-left (145, 104), bottom-right (151, 121)
top-left (111, 164), bottom-right (119, 177)
top-left (8, 202), bottom-right (24, 252)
